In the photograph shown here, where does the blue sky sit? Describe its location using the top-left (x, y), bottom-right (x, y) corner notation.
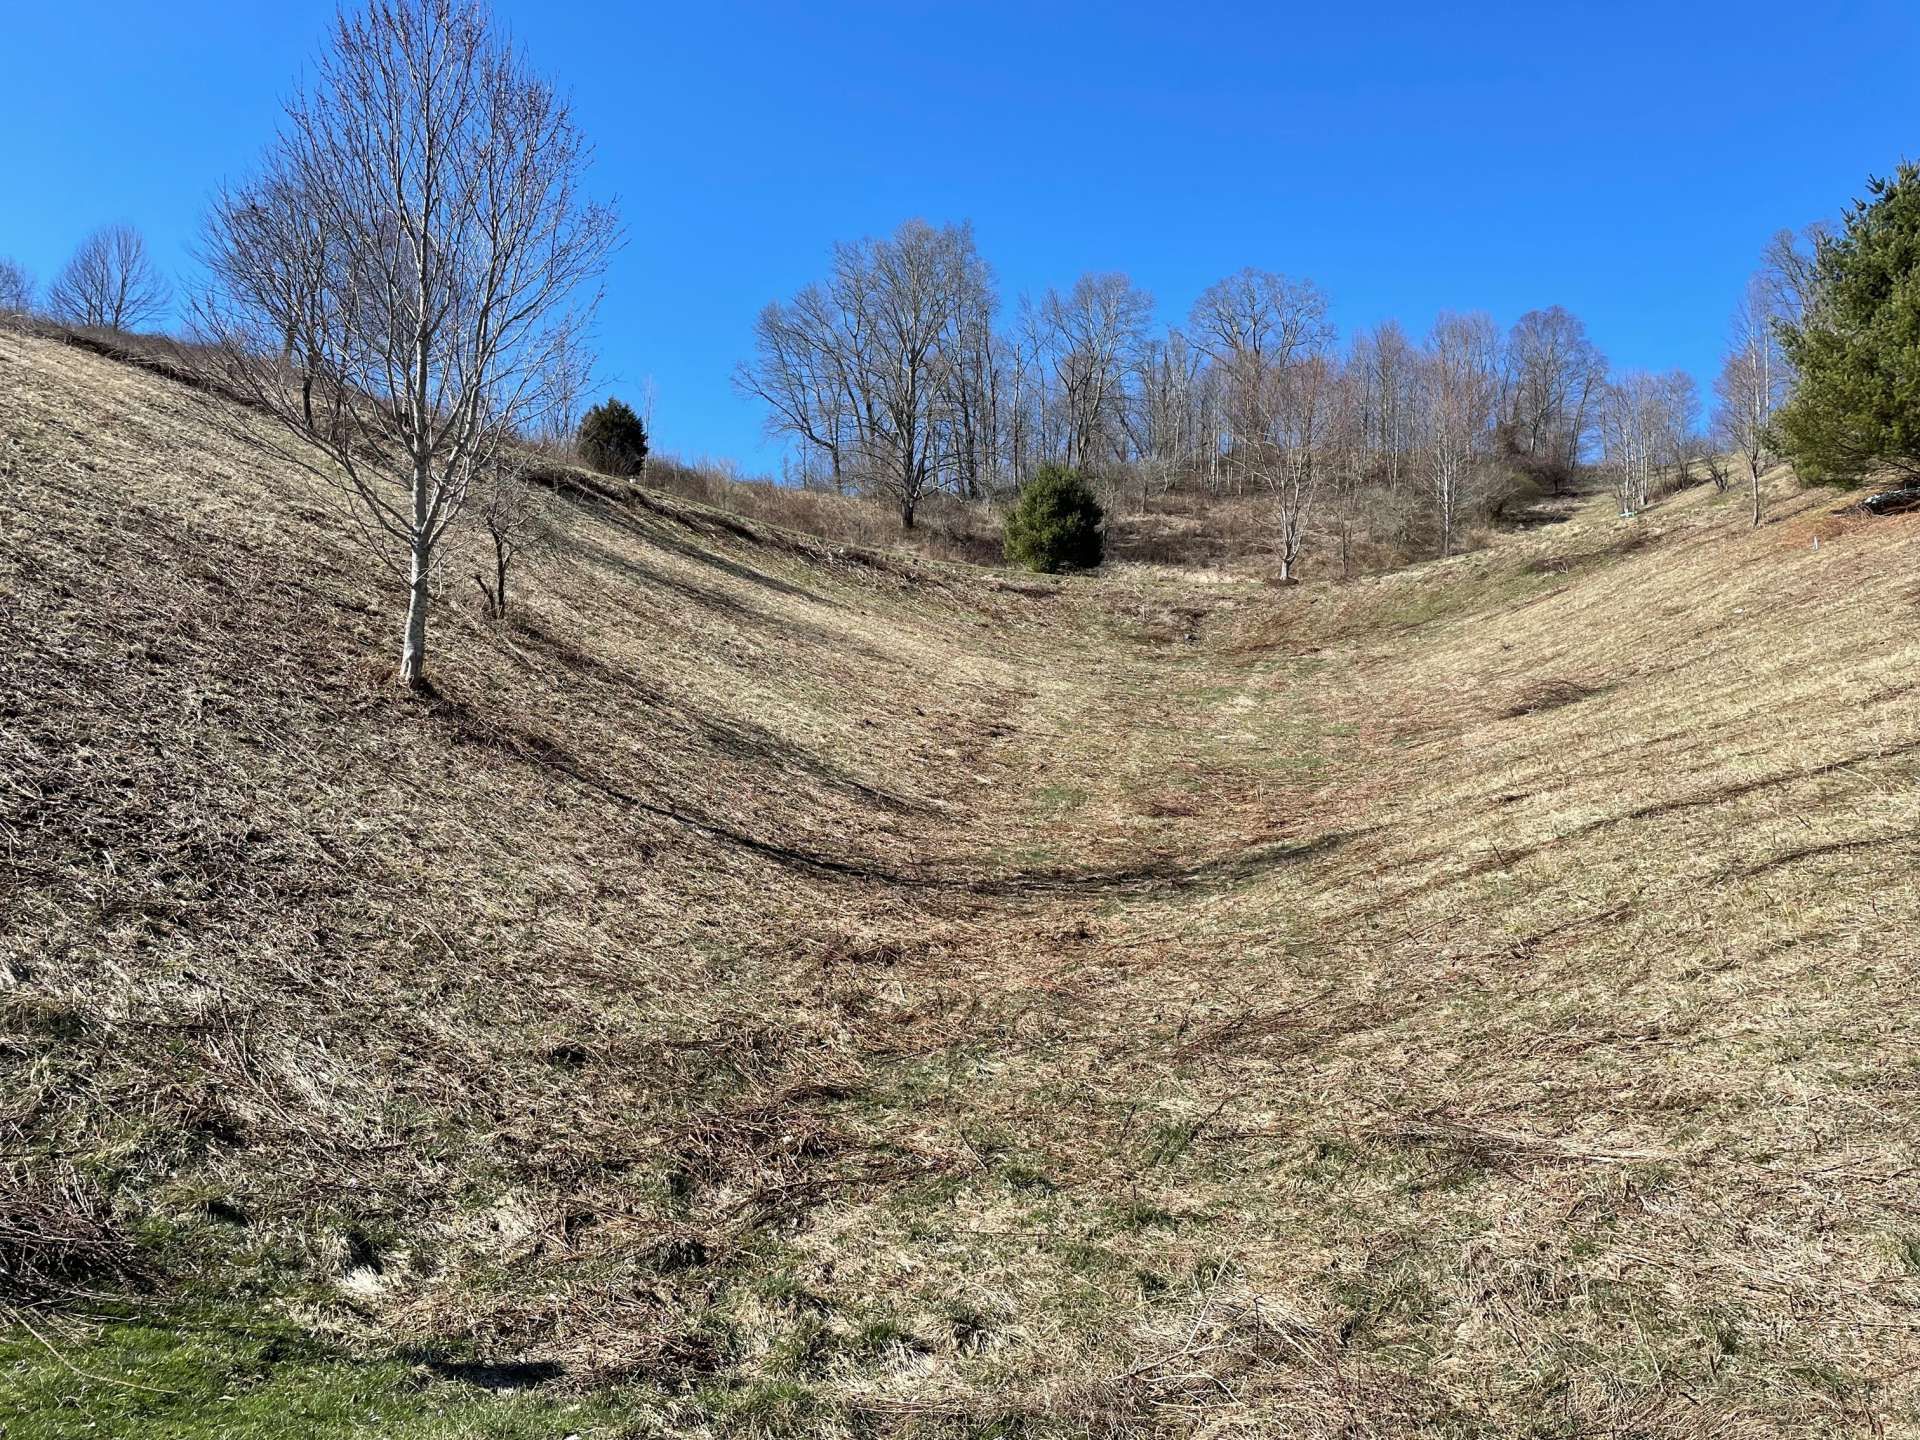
top-left (5, 0), bottom-right (1915, 470)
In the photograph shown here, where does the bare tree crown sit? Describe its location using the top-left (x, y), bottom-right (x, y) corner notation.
top-left (198, 0), bottom-right (617, 684)
top-left (0, 258), bottom-right (34, 315)
top-left (47, 225), bottom-right (172, 332)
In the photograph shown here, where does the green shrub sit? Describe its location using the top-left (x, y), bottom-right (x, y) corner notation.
top-left (577, 397), bottom-right (649, 477)
top-left (1003, 465), bottom-right (1104, 573)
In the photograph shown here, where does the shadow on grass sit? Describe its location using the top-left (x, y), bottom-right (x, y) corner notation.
top-left (431, 696), bottom-right (1354, 900)
top-left (564, 533), bottom-right (894, 667)
top-left (1344, 734), bottom-right (1920, 922)
top-left (410, 1355), bottom-right (565, 1390)
top-left (499, 612), bottom-right (932, 817)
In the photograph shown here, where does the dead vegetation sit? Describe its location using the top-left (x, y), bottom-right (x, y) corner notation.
top-left (3, 329), bottom-right (1920, 1436)
top-left (1503, 675), bottom-right (1606, 716)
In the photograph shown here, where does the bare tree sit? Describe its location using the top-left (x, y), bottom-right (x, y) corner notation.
top-left (1126, 332), bottom-right (1205, 512)
top-left (201, 158), bottom-right (332, 430)
top-left (855, 221), bottom-right (989, 526)
top-left (1188, 268), bottom-right (1331, 375)
top-left (537, 342), bottom-right (595, 450)
top-left (737, 283), bottom-right (857, 491)
top-left (1259, 351), bottom-right (1337, 581)
top-left (939, 257), bottom-right (1000, 500)
top-left (1325, 356), bottom-right (1369, 578)
top-left (0, 258), bottom-right (34, 316)
top-left (1701, 443), bottom-right (1732, 494)
top-left (1600, 375), bottom-right (1651, 516)
top-left (46, 225), bottom-right (172, 332)
top-left (1759, 223), bottom-right (1831, 336)
top-left (199, 0), bottom-right (617, 688)
top-left (1420, 312), bottom-right (1500, 556)
top-left (1186, 268), bottom-right (1334, 568)
top-left (1502, 306), bottom-right (1606, 491)
top-left (1034, 272), bottom-right (1154, 473)
top-left (1714, 275), bottom-right (1788, 527)
top-left (1600, 369), bottom-right (1695, 517)
top-left (1656, 371), bottom-right (1700, 483)
top-left (471, 456), bottom-right (549, 618)
top-left (1352, 320), bottom-right (1418, 493)
top-left (738, 219), bottom-right (988, 528)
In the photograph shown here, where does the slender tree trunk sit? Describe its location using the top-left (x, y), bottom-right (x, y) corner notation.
top-left (402, 542), bottom-right (430, 688)
top-left (495, 542), bottom-right (510, 617)
top-left (402, 459), bottom-right (432, 688)
top-left (1751, 457), bottom-right (1762, 527)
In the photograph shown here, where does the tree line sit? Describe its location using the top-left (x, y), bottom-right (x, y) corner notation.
top-left (735, 215), bottom-right (1864, 571)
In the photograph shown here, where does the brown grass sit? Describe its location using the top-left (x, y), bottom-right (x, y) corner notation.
top-left (3, 327), bottom-right (1920, 1436)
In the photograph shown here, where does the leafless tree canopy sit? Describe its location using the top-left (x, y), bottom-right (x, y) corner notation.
top-left (1758, 223), bottom-right (1831, 333)
top-left (1036, 272), bottom-right (1157, 473)
top-left (729, 189), bottom-right (1836, 574)
top-left (198, 0), bottom-right (617, 686)
top-left (1420, 312), bottom-right (1502, 557)
top-left (1502, 305), bottom-right (1607, 487)
top-left (0, 258), bottom-right (34, 316)
top-left (1183, 270), bottom-right (1336, 577)
top-left (471, 455), bottom-right (550, 618)
top-left (1600, 369), bottom-right (1698, 516)
top-left (735, 219), bottom-right (993, 528)
top-left (1713, 271), bottom-right (1793, 526)
top-left (738, 225), bottom-right (1668, 573)
top-left (46, 225), bottom-right (171, 332)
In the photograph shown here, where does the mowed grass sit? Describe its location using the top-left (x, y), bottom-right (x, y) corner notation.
top-left (3, 328), bottom-right (1919, 1437)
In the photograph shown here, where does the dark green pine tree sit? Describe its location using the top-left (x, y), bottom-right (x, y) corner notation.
top-left (1774, 163), bottom-right (1920, 489)
top-left (1003, 465), bottom-right (1105, 573)
top-left (577, 397), bottom-right (650, 477)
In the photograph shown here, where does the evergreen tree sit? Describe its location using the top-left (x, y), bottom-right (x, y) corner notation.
top-left (1003, 465), bottom-right (1105, 573)
top-left (1774, 164), bottom-right (1920, 487)
top-left (578, 398), bottom-right (650, 477)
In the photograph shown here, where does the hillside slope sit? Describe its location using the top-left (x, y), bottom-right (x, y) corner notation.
top-left (3, 329), bottom-right (1919, 1438)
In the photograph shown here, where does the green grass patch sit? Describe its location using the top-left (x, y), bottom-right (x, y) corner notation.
top-left (0, 1310), bottom-right (662, 1439)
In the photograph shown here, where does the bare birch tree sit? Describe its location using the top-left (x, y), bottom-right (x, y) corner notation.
top-left (199, 0), bottom-right (617, 688)
top-left (1714, 275), bottom-right (1789, 526)
top-left (1421, 312), bottom-right (1499, 556)
top-left (47, 225), bottom-right (172, 332)
top-left (1600, 369), bottom-right (1695, 517)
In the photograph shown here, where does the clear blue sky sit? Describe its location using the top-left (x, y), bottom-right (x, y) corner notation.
top-left (5, 0), bottom-right (1915, 471)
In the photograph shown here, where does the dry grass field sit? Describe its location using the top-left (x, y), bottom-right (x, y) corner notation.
top-left (3, 328), bottom-right (1919, 1438)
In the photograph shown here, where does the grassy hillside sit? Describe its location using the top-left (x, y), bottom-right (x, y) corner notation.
top-left (3, 328), bottom-right (1918, 1438)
